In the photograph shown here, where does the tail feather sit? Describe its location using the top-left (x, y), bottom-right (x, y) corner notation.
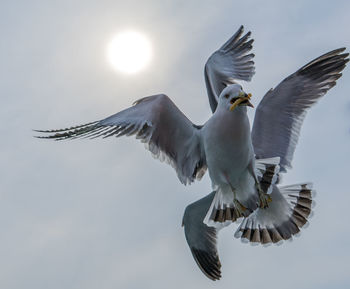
top-left (234, 183), bottom-right (315, 245)
top-left (203, 157), bottom-right (281, 228)
top-left (203, 190), bottom-right (251, 227)
top-left (209, 205), bottom-right (249, 224)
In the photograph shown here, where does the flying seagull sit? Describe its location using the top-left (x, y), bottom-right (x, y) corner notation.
top-left (35, 26), bottom-right (349, 281)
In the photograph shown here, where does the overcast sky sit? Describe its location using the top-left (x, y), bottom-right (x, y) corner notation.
top-left (1, 0), bottom-right (350, 288)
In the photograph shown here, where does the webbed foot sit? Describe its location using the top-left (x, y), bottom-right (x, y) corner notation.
top-left (258, 189), bottom-right (272, 209)
top-left (233, 199), bottom-right (247, 217)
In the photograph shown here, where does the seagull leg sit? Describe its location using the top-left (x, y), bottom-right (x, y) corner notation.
top-left (229, 182), bottom-right (247, 217)
top-left (257, 183), bottom-right (272, 209)
top-left (223, 173), bottom-right (248, 218)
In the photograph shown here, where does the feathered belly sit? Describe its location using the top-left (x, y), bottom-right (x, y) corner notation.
top-left (206, 144), bottom-right (251, 187)
top-left (204, 127), bottom-right (253, 187)
top-left (202, 108), bottom-right (254, 188)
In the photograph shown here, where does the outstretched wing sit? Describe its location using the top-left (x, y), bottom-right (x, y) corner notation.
top-left (182, 192), bottom-right (221, 281)
top-left (36, 94), bottom-right (207, 185)
top-left (252, 48), bottom-right (349, 173)
top-left (204, 25), bottom-right (255, 112)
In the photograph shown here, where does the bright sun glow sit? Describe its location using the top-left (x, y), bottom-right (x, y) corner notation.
top-left (107, 31), bottom-right (152, 74)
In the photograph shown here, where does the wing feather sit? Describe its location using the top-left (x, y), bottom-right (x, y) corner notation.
top-left (204, 25), bottom-right (255, 112)
top-left (252, 48), bottom-right (349, 172)
top-left (35, 94), bottom-right (207, 185)
top-left (182, 192), bottom-right (221, 281)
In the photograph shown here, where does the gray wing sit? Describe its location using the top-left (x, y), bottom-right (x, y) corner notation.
top-left (252, 48), bottom-right (349, 172)
top-left (182, 192), bottom-right (221, 281)
top-left (204, 25), bottom-right (255, 112)
top-left (36, 94), bottom-right (207, 185)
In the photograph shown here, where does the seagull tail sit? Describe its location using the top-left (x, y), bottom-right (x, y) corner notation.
top-left (234, 183), bottom-right (315, 245)
top-left (202, 188), bottom-right (250, 228)
top-left (202, 157), bottom-right (281, 228)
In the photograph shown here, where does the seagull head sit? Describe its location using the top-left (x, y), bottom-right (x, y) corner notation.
top-left (218, 84), bottom-right (253, 112)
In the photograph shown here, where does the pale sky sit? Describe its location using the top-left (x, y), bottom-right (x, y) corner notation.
top-left (1, 0), bottom-right (350, 288)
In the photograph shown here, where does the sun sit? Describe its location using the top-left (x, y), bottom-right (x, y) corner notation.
top-left (107, 30), bottom-right (152, 74)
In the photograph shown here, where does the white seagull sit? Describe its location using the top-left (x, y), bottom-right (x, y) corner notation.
top-left (36, 26), bottom-right (349, 281)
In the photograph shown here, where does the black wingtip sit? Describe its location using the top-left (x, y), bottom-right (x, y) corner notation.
top-left (298, 47), bottom-right (349, 77)
top-left (33, 129), bottom-right (48, 133)
top-left (32, 129), bottom-right (56, 135)
top-left (191, 248), bottom-right (222, 281)
top-left (335, 47), bottom-right (346, 53)
top-left (32, 129), bottom-right (53, 139)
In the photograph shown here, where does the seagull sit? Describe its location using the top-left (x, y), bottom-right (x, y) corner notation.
top-left (36, 26), bottom-right (349, 281)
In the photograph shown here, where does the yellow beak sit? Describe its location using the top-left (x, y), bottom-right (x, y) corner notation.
top-left (229, 93), bottom-right (253, 111)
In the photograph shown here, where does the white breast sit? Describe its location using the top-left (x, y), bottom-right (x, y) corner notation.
top-left (202, 107), bottom-right (254, 188)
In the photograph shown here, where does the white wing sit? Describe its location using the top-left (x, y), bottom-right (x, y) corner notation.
top-left (36, 94), bottom-right (207, 185)
top-left (204, 25), bottom-right (255, 112)
top-left (182, 192), bottom-right (221, 281)
top-left (252, 48), bottom-right (349, 172)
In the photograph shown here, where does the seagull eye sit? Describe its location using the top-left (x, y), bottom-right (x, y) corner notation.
top-left (224, 94), bottom-right (229, 99)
